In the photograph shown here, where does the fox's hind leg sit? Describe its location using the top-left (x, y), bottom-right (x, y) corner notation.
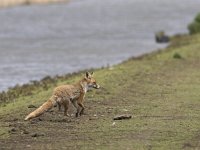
top-left (55, 97), bottom-right (62, 111)
top-left (63, 98), bottom-right (70, 116)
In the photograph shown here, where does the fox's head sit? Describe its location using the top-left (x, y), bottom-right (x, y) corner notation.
top-left (84, 72), bottom-right (100, 89)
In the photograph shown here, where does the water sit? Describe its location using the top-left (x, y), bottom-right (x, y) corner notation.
top-left (0, 0), bottom-right (200, 91)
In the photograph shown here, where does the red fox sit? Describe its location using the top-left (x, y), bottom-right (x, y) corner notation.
top-left (25, 72), bottom-right (100, 120)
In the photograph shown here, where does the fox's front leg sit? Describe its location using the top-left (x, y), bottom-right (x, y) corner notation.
top-left (78, 103), bottom-right (85, 116)
top-left (70, 99), bottom-right (80, 117)
top-left (77, 95), bottom-right (85, 117)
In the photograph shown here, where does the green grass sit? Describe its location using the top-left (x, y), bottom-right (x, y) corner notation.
top-left (0, 34), bottom-right (200, 149)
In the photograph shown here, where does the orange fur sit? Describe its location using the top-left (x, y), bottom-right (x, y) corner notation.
top-left (24, 72), bottom-right (100, 120)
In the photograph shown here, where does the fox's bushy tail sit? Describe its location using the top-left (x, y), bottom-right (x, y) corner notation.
top-left (24, 95), bottom-right (57, 121)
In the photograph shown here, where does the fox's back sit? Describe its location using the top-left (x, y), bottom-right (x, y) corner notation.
top-left (53, 84), bottom-right (81, 99)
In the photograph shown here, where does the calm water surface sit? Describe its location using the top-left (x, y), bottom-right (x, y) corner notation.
top-left (0, 0), bottom-right (200, 91)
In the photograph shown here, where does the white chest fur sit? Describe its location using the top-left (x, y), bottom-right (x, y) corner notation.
top-left (80, 82), bottom-right (88, 93)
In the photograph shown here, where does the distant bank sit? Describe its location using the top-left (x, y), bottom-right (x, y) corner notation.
top-left (0, 0), bottom-right (69, 8)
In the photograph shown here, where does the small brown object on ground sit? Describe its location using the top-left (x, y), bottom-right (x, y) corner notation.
top-left (113, 114), bottom-right (132, 120)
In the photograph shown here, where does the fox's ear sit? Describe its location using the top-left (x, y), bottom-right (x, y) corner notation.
top-left (91, 72), bottom-right (94, 76)
top-left (85, 72), bottom-right (90, 78)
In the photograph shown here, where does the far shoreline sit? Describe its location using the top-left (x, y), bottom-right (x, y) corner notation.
top-left (0, 0), bottom-right (70, 8)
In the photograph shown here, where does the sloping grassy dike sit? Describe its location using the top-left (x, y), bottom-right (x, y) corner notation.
top-left (0, 34), bottom-right (200, 149)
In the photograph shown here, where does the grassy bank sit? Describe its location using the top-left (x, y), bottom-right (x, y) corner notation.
top-left (0, 0), bottom-right (69, 8)
top-left (0, 34), bottom-right (200, 149)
